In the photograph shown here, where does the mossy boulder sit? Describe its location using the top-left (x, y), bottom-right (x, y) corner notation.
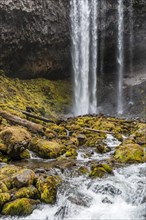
top-left (65, 148), bottom-right (78, 159)
top-left (0, 193), bottom-right (11, 208)
top-left (15, 186), bottom-right (40, 200)
top-left (2, 198), bottom-right (38, 216)
top-left (89, 163), bottom-right (113, 178)
top-left (78, 166), bottom-right (89, 175)
top-left (12, 169), bottom-right (36, 188)
top-left (29, 138), bottom-right (66, 159)
top-left (36, 176), bottom-right (62, 204)
top-left (114, 143), bottom-right (145, 163)
top-left (0, 126), bottom-right (31, 159)
top-left (96, 144), bottom-right (111, 154)
top-left (0, 182), bottom-right (8, 193)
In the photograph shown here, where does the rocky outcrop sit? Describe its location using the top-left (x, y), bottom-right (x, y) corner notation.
top-left (0, 0), bottom-right (70, 79)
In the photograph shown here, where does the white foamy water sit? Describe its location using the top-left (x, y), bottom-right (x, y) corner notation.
top-left (8, 163), bottom-right (146, 220)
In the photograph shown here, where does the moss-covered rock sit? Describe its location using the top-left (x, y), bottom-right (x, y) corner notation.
top-left (0, 182), bottom-right (8, 193)
top-left (0, 193), bottom-right (11, 208)
top-left (29, 138), bottom-right (66, 159)
top-left (12, 169), bottom-right (36, 188)
top-left (96, 144), bottom-right (111, 154)
top-left (15, 186), bottom-right (40, 200)
top-left (78, 166), bottom-right (89, 175)
top-left (2, 198), bottom-right (38, 216)
top-left (0, 126), bottom-right (31, 159)
top-left (89, 163), bottom-right (113, 178)
top-left (114, 143), bottom-right (145, 163)
top-left (65, 148), bottom-right (78, 159)
top-left (36, 176), bottom-right (61, 204)
top-left (19, 149), bottom-right (30, 159)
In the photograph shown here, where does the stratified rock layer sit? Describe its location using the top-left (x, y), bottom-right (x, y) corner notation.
top-left (0, 0), bottom-right (70, 79)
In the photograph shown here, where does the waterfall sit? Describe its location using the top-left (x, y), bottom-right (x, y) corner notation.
top-left (117, 0), bottom-right (124, 115)
top-left (129, 0), bottom-right (134, 105)
top-left (100, 0), bottom-right (107, 76)
top-left (70, 0), bottom-right (98, 116)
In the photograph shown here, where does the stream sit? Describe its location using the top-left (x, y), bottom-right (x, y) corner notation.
top-left (2, 135), bottom-right (146, 220)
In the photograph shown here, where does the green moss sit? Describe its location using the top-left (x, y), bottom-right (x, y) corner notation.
top-left (78, 166), bottom-right (89, 174)
top-left (114, 143), bottom-right (145, 163)
top-left (0, 75), bottom-right (71, 117)
top-left (36, 176), bottom-right (62, 204)
top-left (101, 164), bottom-right (113, 173)
top-left (0, 193), bottom-right (11, 207)
top-left (0, 126), bottom-right (31, 159)
top-left (89, 167), bottom-right (106, 178)
top-left (89, 163), bottom-right (113, 178)
top-left (2, 198), bottom-right (38, 216)
top-left (65, 148), bottom-right (78, 158)
top-left (15, 186), bottom-right (40, 200)
top-left (20, 150), bottom-right (30, 159)
top-left (0, 182), bottom-right (8, 193)
top-left (30, 138), bottom-right (66, 159)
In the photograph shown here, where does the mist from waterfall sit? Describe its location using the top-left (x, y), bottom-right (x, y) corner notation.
top-left (70, 0), bottom-right (98, 116)
top-left (117, 0), bottom-right (124, 115)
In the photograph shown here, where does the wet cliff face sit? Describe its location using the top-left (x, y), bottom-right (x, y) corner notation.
top-left (98, 0), bottom-right (146, 78)
top-left (0, 0), bottom-right (146, 81)
top-left (0, 0), bottom-right (70, 79)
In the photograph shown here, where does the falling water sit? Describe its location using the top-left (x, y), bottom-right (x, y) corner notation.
top-left (117, 0), bottom-right (124, 114)
top-left (129, 0), bottom-right (134, 105)
top-left (70, 0), bottom-right (98, 116)
top-left (89, 0), bottom-right (98, 114)
top-left (100, 0), bottom-right (107, 76)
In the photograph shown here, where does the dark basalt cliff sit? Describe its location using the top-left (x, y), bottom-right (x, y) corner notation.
top-left (0, 0), bottom-right (70, 79)
top-left (0, 0), bottom-right (146, 80)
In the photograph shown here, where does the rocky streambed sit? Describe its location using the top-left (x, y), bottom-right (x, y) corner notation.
top-left (0, 113), bottom-right (146, 219)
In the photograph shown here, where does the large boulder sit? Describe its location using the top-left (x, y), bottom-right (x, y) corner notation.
top-left (114, 143), bottom-right (145, 163)
top-left (2, 198), bottom-right (38, 216)
top-left (0, 126), bottom-right (31, 159)
top-left (29, 137), bottom-right (66, 159)
top-left (36, 176), bottom-right (61, 204)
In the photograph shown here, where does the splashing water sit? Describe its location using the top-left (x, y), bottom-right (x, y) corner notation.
top-left (117, 0), bottom-right (124, 115)
top-left (70, 0), bottom-right (98, 116)
top-left (5, 163), bottom-right (145, 220)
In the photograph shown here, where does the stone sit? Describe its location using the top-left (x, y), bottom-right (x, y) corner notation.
top-left (12, 169), bottom-right (36, 188)
top-left (2, 198), bottom-right (38, 216)
top-left (114, 143), bottom-right (145, 163)
top-left (30, 137), bottom-right (66, 159)
top-left (0, 193), bottom-right (11, 207)
top-left (36, 176), bottom-right (62, 204)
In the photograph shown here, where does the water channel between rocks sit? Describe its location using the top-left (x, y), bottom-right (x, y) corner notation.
top-left (2, 135), bottom-right (145, 220)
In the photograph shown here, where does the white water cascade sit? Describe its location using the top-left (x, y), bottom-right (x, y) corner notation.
top-left (129, 0), bottom-right (134, 104)
top-left (117, 0), bottom-right (124, 114)
top-left (100, 0), bottom-right (107, 76)
top-left (70, 0), bottom-right (98, 116)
